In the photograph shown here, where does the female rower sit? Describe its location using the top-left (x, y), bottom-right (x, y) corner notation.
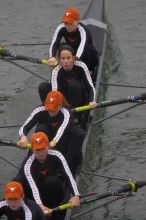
top-left (18, 90), bottom-right (85, 176)
top-left (0, 181), bottom-right (46, 220)
top-left (48, 7), bottom-right (99, 71)
top-left (14, 132), bottom-right (80, 220)
top-left (39, 44), bottom-right (97, 128)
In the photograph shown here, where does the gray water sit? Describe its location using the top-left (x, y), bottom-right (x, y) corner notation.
top-left (78, 0), bottom-right (146, 220)
top-left (0, 0), bottom-right (90, 189)
top-left (0, 0), bottom-right (146, 220)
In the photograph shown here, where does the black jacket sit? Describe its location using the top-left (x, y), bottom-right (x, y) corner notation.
top-left (13, 150), bottom-right (79, 206)
top-left (0, 198), bottom-right (45, 220)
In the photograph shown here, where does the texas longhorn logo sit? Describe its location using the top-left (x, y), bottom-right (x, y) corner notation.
top-left (35, 138), bottom-right (41, 143)
top-left (9, 187), bottom-right (16, 192)
top-left (49, 97), bottom-right (55, 103)
top-left (66, 12), bottom-right (71, 16)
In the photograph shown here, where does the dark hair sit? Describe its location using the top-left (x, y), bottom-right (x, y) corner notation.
top-left (58, 44), bottom-right (76, 58)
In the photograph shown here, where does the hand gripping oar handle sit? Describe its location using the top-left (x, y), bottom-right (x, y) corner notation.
top-left (0, 47), bottom-right (48, 65)
top-left (0, 139), bottom-right (31, 149)
top-left (71, 93), bottom-right (146, 112)
top-left (50, 202), bottom-right (72, 213)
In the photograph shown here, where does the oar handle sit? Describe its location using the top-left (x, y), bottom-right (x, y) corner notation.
top-left (73, 105), bottom-right (91, 112)
top-left (16, 142), bottom-right (31, 149)
top-left (0, 139), bottom-right (31, 149)
top-left (50, 202), bottom-right (72, 213)
top-left (71, 93), bottom-right (146, 113)
top-left (41, 59), bottom-right (49, 65)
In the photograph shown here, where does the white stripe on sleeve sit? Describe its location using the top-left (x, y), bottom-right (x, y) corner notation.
top-left (75, 61), bottom-right (96, 100)
top-left (49, 23), bottom-right (65, 57)
top-left (76, 24), bottom-right (86, 58)
top-left (53, 108), bottom-right (70, 143)
top-left (51, 64), bottom-right (62, 90)
top-left (19, 106), bottom-right (45, 136)
top-left (24, 155), bottom-right (43, 205)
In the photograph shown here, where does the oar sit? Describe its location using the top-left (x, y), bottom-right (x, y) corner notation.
top-left (49, 180), bottom-right (146, 213)
top-left (91, 102), bottom-right (146, 125)
top-left (0, 41), bottom-right (51, 46)
top-left (0, 125), bottom-right (21, 128)
top-left (1, 57), bottom-right (48, 81)
top-left (50, 192), bottom-right (99, 213)
top-left (71, 194), bottom-right (130, 218)
top-left (0, 156), bottom-right (19, 170)
top-left (0, 139), bottom-right (31, 149)
top-left (100, 82), bottom-right (146, 89)
top-left (81, 170), bottom-right (128, 182)
top-left (0, 47), bottom-right (48, 65)
top-left (71, 93), bottom-right (146, 112)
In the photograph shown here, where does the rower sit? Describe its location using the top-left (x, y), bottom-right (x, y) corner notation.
top-left (18, 90), bottom-right (85, 176)
top-left (48, 7), bottom-right (99, 72)
top-left (39, 44), bottom-right (97, 128)
top-left (0, 181), bottom-right (46, 220)
top-left (14, 132), bottom-right (80, 219)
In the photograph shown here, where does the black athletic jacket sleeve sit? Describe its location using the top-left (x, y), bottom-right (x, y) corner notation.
top-left (0, 199), bottom-right (46, 220)
top-left (19, 106), bottom-right (45, 137)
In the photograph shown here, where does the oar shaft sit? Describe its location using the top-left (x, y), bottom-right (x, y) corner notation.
top-left (81, 180), bottom-right (146, 204)
top-left (113, 180), bottom-right (146, 195)
top-left (0, 47), bottom-right (48, 64)
top-left (72, 93), bottom-right (146, 112)
top-left (80, 192), bottom-right (112, 204)
top-left (0, 139), bottom-right (31, 149)
top-left (49, 180), bottom-right (146, 213)
top-left (1, 42), bottom-right (51, 46)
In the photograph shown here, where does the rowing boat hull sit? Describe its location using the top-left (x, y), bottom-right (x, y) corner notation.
top-left (65, 0), bottom-right (107, 219)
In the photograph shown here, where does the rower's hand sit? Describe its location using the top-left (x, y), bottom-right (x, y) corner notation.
top-left (39, 204), bottom-right (52, 215)
top-left (48, 57), bottom-right (57, 67)
top-left (69, 195), bottom-right (80, 207)
top-left (89, 101), bottom-right (97, 109)
top-left (18, 135), bottom-right (29, 149)
top-left (50, 139), bottom-right (57, 148)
